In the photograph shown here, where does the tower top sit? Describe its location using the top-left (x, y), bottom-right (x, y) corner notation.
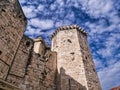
top-left (34, 37), bottom-right (44, 43)
top-left (51, 25), bottom-right (87, 39)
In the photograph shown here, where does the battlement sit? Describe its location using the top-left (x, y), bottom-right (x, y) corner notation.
top-left (51, 25), bottom-right (87, 39)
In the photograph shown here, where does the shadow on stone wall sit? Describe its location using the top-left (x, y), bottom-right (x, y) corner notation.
top-left (56, 67), bottom-right (87, 90)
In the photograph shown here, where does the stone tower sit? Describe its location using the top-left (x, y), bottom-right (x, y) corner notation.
top-left (33, 37), bottom-right (45, 57)
top-left (51, 25), bottom-right (101, 90)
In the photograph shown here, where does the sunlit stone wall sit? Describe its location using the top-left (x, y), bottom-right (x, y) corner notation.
top-left (51, 25), bottom-right (101, 90)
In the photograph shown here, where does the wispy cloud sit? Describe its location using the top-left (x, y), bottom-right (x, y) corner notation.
top-left (29, 18), bottom-right (54, 29)
top-left (22, 5), bottom-right (37, 18)
top-left (98, 61), bottom-right (120, 90)
top-left (80, 0), bottom-right (114, 17)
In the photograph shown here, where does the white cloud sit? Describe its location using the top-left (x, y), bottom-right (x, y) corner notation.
top-left (56, 0), bottom-right (64, 7)
top-left (22, 6), bottom-right (37, 18)
top-left (30, 18), bottom-right (54, 29)
top-left (50, 4), bottom-right (57, 10)
top-left (25, 26), bottom-right (45, 39)
top-left (19, 0), bottom-right (26, 4)
top-left (98, 61), bottom-right (120, 90)
top-left (85, 18), bottom-right (120, 36)
top-left (80, 0), bottom-right (114, 17)
top-left (37, 4), bottom-right (44, 11)
top-left (94, 59), bottom-right (104, 69)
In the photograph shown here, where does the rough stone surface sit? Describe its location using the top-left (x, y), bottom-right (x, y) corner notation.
top-left (6, 36), bottom-right (57, 90)
top-left (0, 0), bottom-right (27, 80)
top-left (0, 1), bottom-right (101, 90)
top-left (9, 35), bottom-right (33, 77)
top-left (51, 27), bottom-right (101, 90)
top-left (0, 79), bottom-right (21, 90)
top-left (77, 30), bottom-right (101, 90)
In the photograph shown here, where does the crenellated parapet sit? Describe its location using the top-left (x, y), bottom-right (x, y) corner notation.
top-left (51, 25), bottom-right (87, 39)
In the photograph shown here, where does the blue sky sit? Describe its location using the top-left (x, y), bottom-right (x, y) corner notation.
top-left (19, 0), bottom-right (120, 89)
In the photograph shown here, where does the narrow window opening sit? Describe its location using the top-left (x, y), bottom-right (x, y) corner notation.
top-left (70, 52), bottom-right (75, 61)
top-left (70, 52), bottom-right (74, 55)
top-left (2, 9), bottom-right (6, 12)
top-left (13, 33), bottom-right (15, 36)
top-left (26, 41), bottom-right (30, 47)
top-left (93, 68), bottom-right (95, 72)
top-left (18, 15), bottom-right (22, 18)
top-left (67, 39), bottom-right (72, 43)
top-left (0, 51), bottom-right (2, 55)
top-left (13, 81), bottom-right (16, 84)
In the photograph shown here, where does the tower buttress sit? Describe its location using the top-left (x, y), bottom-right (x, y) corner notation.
top-left (33, 37), bottom-right (45, 57)
top-left (51, 25), bottom-right (101, 90)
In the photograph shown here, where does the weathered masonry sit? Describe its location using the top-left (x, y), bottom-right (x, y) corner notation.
top-left (51, 25), bottom-right (101, 90)
top-left (0, 0), bottom-right (101, 90)
top-left (0, 0), bottom-right (27, 80)
top-left (0, 0), bottom-right (56, 90)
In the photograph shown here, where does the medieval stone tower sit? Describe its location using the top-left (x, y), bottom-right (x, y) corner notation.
top-left (51, 25), bottom-right (101, 90)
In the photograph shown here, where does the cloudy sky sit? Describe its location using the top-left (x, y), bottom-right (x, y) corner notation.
top-left (19, 0), bottom-right (120, 89)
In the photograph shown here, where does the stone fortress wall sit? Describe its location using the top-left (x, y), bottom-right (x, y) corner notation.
top-left (0, 0), bottom-right (56, 90)
top-left (0, 0), bottom-right (27, 81)
top-left (0, 0), bottom-right (101, 90)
